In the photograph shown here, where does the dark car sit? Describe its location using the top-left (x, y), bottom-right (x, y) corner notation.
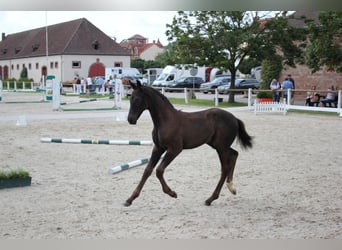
top-left (167, 76), bottom-right (204, 91)
top-left (236, 78), bottom-right (260, 90)
top-left (217, 78), bottom-right (260, 94)
top-left (200, 77), bottom-right (230, 94)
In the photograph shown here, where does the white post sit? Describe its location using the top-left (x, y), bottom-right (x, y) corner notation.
top-left (31, 82), bottom-right (34, 90)
top-left (248, 88), bottom-right (252, 108)
top-left (52, 79), bottom-right (60, 111)
top-left (214, 88), bottom-right (218, 107)
top-left (14, 81), bottom-right (17, 91)
top-left (22, 81), bottom-right (26, 91)
top-left (114, 78), bottom-right (122, 109)
top-left (161, 87), bottom-right (165, 95)
top-left (0, 80), bottom-right (2, 101)
top-left (184, 88), bottom-right (188, 104)
top-left (7, 81), bottom-right (9, 90)
top-left (287, 89), bottom-right (291, 106)
top-left (337, 90), bottom-right (341, 115)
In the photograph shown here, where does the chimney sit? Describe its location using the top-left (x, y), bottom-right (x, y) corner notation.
top-left (2, 33), bottom-right (5, 41)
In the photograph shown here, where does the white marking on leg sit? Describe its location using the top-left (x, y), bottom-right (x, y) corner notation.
top-left (227, 181), bottom-right (237, 195)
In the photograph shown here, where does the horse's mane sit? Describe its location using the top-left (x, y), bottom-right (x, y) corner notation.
top-left (142, 86), bottom-right (174, 108)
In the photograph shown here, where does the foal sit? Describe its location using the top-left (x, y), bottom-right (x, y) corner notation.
top-left (125, 80), bottom-right (253, 206)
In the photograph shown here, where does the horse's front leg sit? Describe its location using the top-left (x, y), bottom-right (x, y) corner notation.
top-left (156, 148), bottom-right (182, 198)
top-left (124, 146), bottom-right (165, 206)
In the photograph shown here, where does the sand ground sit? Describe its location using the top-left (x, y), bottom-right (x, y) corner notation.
top-left (0, 91), bottom-right (341, 239)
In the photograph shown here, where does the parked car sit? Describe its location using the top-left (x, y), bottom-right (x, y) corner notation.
top-left (217, 78), bottom-right (260, 94)
top-left (167, 76), bottom-right (204, 91)
top-left (200, 77), bottom-right (230, 94)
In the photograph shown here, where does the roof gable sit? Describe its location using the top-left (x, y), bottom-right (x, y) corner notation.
top-left (0, 18), bottom-right (129, 59)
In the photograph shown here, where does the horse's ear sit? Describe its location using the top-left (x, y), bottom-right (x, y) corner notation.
top-left (130, 79), bottom-right (142, 89)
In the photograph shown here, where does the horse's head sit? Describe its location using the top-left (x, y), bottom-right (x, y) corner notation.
top-left (127, 80), bottom-right (148, 124)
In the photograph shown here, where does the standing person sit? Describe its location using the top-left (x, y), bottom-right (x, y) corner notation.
top-left (281, 77), bottom-right (294, 102)
top-left (288, 74), bottom-right (295, 104)
top-left (76, 76), bottom-right (82, 94)
top-left (80, 77), bottom-right (85, 94)
top-left (269, 78), bottom-right (281, 102)
top-left (86, 76), bottom-right (93, 94)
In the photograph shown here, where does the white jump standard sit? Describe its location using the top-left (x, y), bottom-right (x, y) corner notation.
top-left (40, 138), bottom-right (153, 145)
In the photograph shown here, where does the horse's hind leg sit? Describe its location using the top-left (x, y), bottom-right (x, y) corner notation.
top-left (226, 148), bottom-right (238, 195)
top-left (205, 149), bottom-right (229, 206)
top-left (156, 148), bottom-right (182, 198)
top-left (124, 146), bottom-right (165, 206)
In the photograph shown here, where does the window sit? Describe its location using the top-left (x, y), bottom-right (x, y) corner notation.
top-left (11, 64), bottom-right (14, 70)
top-left (28, 63), bottom-right (32, 70)
top-left (16, 64), bottom-right (19, 70)
top-left (114, 62), bottom-right (122, 67)
top-left (72, 61), bottom-right (81, 68)
top-left (50, 62), bottom-right (54, 69)
top-left (36, 63), bottom-right (39, 69)
top-left (55, 62), bottom-right (58, 68)
top-left (92, 40), bottom-right (100, 50)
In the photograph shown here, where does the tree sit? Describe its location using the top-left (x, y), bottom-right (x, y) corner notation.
top-left (166, 11), bottom-right (304, 102)
top-left (305, 11), bottom-right (342, 73)
top-left (20, 66), bottom-right (28, 79)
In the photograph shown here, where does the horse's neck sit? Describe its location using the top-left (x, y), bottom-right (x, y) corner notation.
top-left (147, 93), bottom-right (177, 127)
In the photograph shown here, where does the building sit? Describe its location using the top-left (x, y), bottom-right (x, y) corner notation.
top-left (0, 18), bottom-right (131, 84)
top-left (120, 34), bottom-right (164, 60)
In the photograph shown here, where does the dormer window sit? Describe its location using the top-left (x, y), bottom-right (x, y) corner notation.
top-left (15, 47), bottom-right (21, 54)
top-left (32, 44), bottom-right (39, 52)
top-left (92, 40), bottom-right (100, 50)
top-left (1, 48), bottom-right (7, 54)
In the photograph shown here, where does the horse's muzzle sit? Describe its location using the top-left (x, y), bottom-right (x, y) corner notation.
top-left (127, 116), bottom-right (137, 124)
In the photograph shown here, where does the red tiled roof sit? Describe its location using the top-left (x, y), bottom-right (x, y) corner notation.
top-left (0, 18), bottom-right (129, 60)
top-left (137, 42), bottom-right (164, 55)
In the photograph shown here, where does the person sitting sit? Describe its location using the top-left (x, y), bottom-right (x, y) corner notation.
top-left (308, 92), bottom-right (321, 106)
top-left (321, 86), bottom-right (336, 107)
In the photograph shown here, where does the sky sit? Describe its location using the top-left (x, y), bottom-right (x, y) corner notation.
top-left (0, 11), bottom-right (178, 45)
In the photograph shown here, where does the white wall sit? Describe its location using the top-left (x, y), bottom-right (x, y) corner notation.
top-left (0, 54), bottom-right (130, 83)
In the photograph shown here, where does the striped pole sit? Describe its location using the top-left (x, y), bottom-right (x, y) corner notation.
top-left (60, 98), bottom-right (98, 105)
top-left (108, 153), bottom-right (165, 174)
top-left (108, 157), bottom-right (149, 174)
top-left (40, 137), bottom-right (153, 145)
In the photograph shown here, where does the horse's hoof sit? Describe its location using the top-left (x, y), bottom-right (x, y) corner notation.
top-left (170, 191), bottom-right (177, 198)
top-left (124, 200), bottom-right (132, 207)
top-left (205, 200), bottom-right (212, 206)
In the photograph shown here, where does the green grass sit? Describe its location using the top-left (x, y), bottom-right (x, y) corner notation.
top-left (168, 97), bottom-right (248, 108)
top-left (0, 169), bottom-right (30, 180)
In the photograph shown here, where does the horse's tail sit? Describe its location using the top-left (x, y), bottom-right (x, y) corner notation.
top-left (237, 118), bottom-right (253, 149)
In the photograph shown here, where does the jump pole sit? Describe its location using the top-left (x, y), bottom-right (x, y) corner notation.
top-left (40, 137), bottom-right (153, 145)
top-left (60, 98), bottom-right (98, 105)
top-left (108, 157), bottom-right (149, 174)
top-left (108, 153), bottom-right (165, 174)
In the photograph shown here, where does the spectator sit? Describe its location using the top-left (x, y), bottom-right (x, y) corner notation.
top-left (269, 78), bottom-right (281, 102)
top-left (321, 86), bottom-right (336, 107)
top-left (76, 76), bottom-right (82, 94)
top-left (96, 77), bottom-right (105, 93)
top-left (287, 74), bottom-right (295, 104)
top-left (86, 77), bottom-right (93, 94)
top-left (281, 77), bottom-right (294, 102)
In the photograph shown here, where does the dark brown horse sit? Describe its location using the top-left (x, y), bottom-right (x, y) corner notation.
top-left (125, 80), bottom-right (253, 206)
